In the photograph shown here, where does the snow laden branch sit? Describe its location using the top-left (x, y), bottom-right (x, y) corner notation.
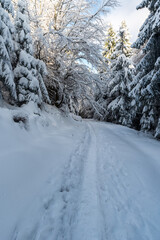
top-left (27, 0), bottom-right (117, 115)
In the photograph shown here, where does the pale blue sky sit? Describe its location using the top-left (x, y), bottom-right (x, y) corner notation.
top-left (104, 0), bottom-right (149, 42)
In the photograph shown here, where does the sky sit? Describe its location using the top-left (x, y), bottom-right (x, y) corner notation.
top-left (104, 0), bottom-right (149, 42)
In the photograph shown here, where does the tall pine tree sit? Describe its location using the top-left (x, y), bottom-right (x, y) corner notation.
top-left (106, 21), bottom-right (133, 126)
top-left (130, 0), bottom-right (160, 136)
top-left (14, 0), bottom-right (50, 106)
top-left (107, 55), bottom-right (133, 126)
top-left (0, 0), bottom-right (17, 101)
top-left (112, 21), bottom-right (132, 59)
top-left (103, 24), bottom-right (116, 62)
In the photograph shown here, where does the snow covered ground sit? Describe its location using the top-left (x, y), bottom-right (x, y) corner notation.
top-left (0, 104), bottom-right (160, 240)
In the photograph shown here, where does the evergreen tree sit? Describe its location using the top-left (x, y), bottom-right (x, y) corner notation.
top-left (155, 118), bottom-right (160, 139)
top-left (107, 55), bottom-right (133, 126)
top-left (112, 21), bottom-right (132, 59)
top-left (103, 24), bottom-right (116, 61)
top-left (14, 0), bottom-right (50, 106)
top-left (130, 0), bottom-right (160, 136)
top-left (106, 21), bottom-right (133, 125)
top-left (0, 0), bottom-right (17, 100)
top-left (37, 60), bottom-right (51, 104)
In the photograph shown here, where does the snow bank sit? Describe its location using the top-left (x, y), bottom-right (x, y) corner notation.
top-left (0, 103), bottom-right (84, 240)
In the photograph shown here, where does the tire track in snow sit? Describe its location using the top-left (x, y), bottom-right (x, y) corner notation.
top-left (70, 124), bottom-right (106, 240)
top-left (56, 124), bottom-right (91, 240)
top-left (57, 123), bottom-right (106, 240)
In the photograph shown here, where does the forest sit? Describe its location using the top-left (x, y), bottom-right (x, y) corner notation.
top-left (1, 1), bottom-right (160, 239)
top-left (0, 0), bottom-right (160, 138)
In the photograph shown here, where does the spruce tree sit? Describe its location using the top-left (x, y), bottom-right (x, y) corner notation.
top-left (130, 0), bottom-right (160, 136)
top-left (0, 0), bottom-right (17, 101)
top-left (112, 21), bottom-right (132, 59)
top-left (14, 0), bottom-right (50, 106)
top-left (37, 60), bottom-right (51, 104)
top-left (107, 21), bottom-right (133, 125)
top-left (107, 55), bottom-right (133, 126)
top-left (103, 24), bottom-right (116, 61)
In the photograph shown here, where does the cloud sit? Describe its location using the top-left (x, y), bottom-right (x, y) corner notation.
top-left (103, 0), bottom-right (149, 42)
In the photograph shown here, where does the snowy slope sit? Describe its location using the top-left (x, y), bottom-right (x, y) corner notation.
top-left (0, 104), bottom-right (160, 240)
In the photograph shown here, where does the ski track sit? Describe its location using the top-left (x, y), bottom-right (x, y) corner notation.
top-left (9, 121), bottom-right (160, 240)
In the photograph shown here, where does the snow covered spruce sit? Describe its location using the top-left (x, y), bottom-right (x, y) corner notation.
top-left (14, 0), bottom-right (50, 106)
top-left (104, 21), bottom-right (133, 126)
top-left (130, 0), bottom-right (160, 137)
top-left (0, 0), bottom-right (50, 107)
top-left (0, 0), bottom-right (17, 101)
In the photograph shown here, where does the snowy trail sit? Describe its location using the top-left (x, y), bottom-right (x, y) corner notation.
top-left (70, 124), bottom-right (106, 240)
top-left (93, 122), bottom-right (160, 240)
top-left (57, 121), bottom-right (160, 240)
top-left (17, 123), bottom-right (106, 240)
top-left (56, 125), bottom-right (91, 240)
top-left (11, 123), bottom-right (108, 240)
top-left (1, 111), bottom-right (160, 240)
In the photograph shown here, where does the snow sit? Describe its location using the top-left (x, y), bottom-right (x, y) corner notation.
top-left (0, 104), bottom-right (160, 239)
